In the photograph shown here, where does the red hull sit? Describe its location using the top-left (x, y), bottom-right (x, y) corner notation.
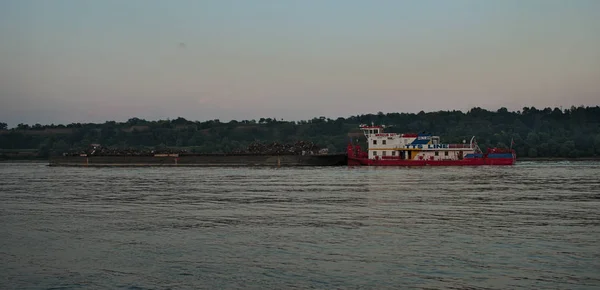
top-left (348, 156), bottom-right (515, 166)
top-left (346, 143), bottom-right (516, 166)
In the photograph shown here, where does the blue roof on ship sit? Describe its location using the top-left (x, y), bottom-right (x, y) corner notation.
top-left (411, 134), bottom-right (432, 145)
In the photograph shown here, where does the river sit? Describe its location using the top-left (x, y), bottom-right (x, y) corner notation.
top-left (1, 162), bottom-right (599, 289)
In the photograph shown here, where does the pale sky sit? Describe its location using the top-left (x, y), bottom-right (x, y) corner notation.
top-left (1, 0), bottom-right (599, 127)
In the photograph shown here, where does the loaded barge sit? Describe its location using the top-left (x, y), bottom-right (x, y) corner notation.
top-left (347, 124), bottom-right (516, 166)
top-left (49, 141), bottom-right (348, 167)
top-left (49, 153), bottom-right (347, 167)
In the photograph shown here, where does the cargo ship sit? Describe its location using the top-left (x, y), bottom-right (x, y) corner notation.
top-left (347, 124), bottom-right (516, 166)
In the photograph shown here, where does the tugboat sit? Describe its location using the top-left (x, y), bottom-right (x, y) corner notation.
top-left (347, 124), bottom-right (516, 166)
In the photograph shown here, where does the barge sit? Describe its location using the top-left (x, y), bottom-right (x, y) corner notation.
top-left (48, 153), bottom-right (348, 167)
top-left (49, 140), bottom-right (348, 167)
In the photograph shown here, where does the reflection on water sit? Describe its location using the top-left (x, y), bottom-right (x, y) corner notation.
top-left (1, 162), bottom-right (599, 289)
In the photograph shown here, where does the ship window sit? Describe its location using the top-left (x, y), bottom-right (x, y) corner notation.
top-left (444, 151), bottom-right (448, 156)
top-left (373, 140), bottom-right (377, 145)
top-left (373, 151), bottom-right (377, 156)
top-left (392, 151), bottom-right (396, 156)
top-left (382, 151), bottom-right (387, 156)
top-left (435, 151), bottom-right (439, 156)
top-left (382, 140), bottom-right (386, 145)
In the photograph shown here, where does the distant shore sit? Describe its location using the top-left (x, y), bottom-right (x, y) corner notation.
top-left (2, 156), bottom-right (600, 163)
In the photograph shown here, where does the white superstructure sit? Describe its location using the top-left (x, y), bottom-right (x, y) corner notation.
top-left (358, 124), bottom-right (481, 161)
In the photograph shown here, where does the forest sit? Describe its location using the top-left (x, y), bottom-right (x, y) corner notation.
top-left (1, 106), bottom-right (600, 159)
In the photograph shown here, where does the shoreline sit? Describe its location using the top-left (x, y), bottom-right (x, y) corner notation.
top-left (2, 157), bottom-right (600, 164)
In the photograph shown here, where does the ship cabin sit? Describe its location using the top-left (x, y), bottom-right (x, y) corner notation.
top-left (358, 124), bottom-right (480, 161)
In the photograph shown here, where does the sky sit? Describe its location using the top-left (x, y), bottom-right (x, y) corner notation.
top-left (1, 0), bottom-right (599, 127)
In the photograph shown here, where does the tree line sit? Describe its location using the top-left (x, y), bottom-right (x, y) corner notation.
top-left (1, 106), bottom-right (600, 159)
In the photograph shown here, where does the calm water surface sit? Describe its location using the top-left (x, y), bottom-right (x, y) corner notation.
top-left (1, 162), bottom-right (599, 289)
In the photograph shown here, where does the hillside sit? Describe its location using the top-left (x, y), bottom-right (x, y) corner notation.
top-left (1, 106), bottom-right (599, 159)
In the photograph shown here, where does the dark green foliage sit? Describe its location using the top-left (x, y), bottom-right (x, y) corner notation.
top-left (1, 106), bottom-right (600, 158)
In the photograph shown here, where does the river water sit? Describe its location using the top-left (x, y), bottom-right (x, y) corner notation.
top-left (1, 162), bottom-right (599, 289)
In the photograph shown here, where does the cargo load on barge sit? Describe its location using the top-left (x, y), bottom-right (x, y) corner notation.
top-left (347, 124), bottom-right (516, 166)
top-left (49, 141), bottom-right (347, 167)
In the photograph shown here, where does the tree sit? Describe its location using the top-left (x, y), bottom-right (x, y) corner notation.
top-left (51, 140), bottom-right (69, 155)
top-left (528, 148), bottom-right (538, 158)
top-left (594, 134), bottom-right (600, 155)
top-left (16, 123), bottom-right (29, 130)
top-left (37, 139), bottom-right (52, 157)
top-left (560, 141), bottom-right (576, 157)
